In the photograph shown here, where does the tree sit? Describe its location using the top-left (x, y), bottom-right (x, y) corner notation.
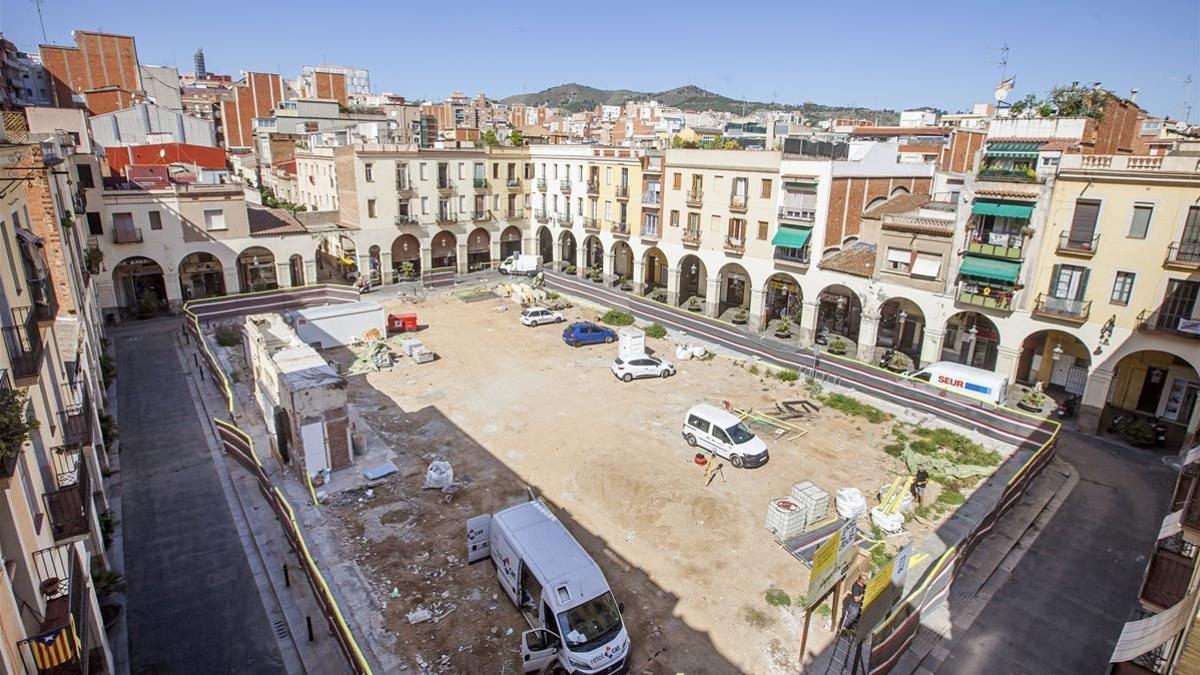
top-left (670, 135), bottom-right (699, 149)
top-left (0, 388), bottom-right (38, 459)
top-left (481, 129), bottom-right (500, 147)
top-left (509, 129), bottom-right (524, 146)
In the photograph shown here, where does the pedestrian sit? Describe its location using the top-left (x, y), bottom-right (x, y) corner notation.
top-left (840, 573), bottom-right (868, 634)
top-left (911, 469), bottom-right (929, 506)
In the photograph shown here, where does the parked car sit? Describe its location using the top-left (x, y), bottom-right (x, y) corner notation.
top-left (562, 321), bottom-right (617, 347)
top-left (611, 355), bottom-right (675, 382)
top-left (520, 307), bottom-right (565, 327)
top-left (681, 403), bottom-right (769, 468)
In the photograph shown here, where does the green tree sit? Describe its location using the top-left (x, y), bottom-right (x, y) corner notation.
top-left (481, 129), bottom-right (500, 147)
top-left (509, 129), bottom-right (524, 146)
top-left (671, 135), bottom-right (700, 149)
top-left (0, 388), bottom-right (39, 458)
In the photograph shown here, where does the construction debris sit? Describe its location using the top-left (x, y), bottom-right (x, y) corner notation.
top-left (423, 461), bottom-right (454, 490)
top-left (407, 607), bottom-right (432, 624)
top-left (733, 407), bottom-right (808, 441)
top-left (835, 487), bottom-right (867, 520)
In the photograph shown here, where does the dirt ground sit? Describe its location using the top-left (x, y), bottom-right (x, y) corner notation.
top-left (321, 291), bottom-right (965, 674)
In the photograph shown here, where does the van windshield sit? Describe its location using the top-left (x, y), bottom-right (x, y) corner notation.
top-left (557, 591), bottom-right (622, 653)
top-left (726, 422), bottom-right (755, 444)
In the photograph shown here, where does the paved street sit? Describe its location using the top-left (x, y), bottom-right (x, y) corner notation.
top-left (116, 319), bottom-right (285, 674)
top-left (936, 429), bottom-right (1177, 674)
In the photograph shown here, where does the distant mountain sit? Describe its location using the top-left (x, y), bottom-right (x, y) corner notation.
top-left (500, 82), bottom-right (898, 123)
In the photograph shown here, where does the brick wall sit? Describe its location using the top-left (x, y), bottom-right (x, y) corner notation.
top-left (82, 88), bottom-right (144, 116)
top-left (221, 72), bottom-right (285, 149)
top-left (313, 71), bottom-right (348, 106)
top-left (333, 146), bottom-right (359, 226)
top-left (823, 176), bottom-right (933, 249)
top-left (1081, 96), bottom-right (1141, 155)
top-left (939, 129), bottom-right (986, 174)
top-left (326, 416), bottom-right (351, 470)
top-left (41, 32), bottom-right (140, 111)
top-left (16, 145), bottom-right (77, 314)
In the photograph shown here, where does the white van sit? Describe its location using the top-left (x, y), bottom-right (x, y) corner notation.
top-left (500, 253), bottom-right (542, 275)
top-left (905, 361), bottom-right (1009, 405)
top-left (467, 500), bottom-right (630, 674)
top-left (681, 403), bottom-right (769, 468)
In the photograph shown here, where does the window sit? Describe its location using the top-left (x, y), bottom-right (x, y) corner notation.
top-left (604, 201), bottom-right (611, 220)
top-left (367, 199), bottom-right (377, 218)
top-left (419, 162), bottom-right (427, 180)
top-left (886, 247), bottom-right (911, 272)
top-left (605, 166), bottom-right (611, 185)
top-left (644, 212), bottom-right (659, 232)
top-left (149, 211), bottom-right (162, 230)
top-left (1129, 203), bottom-right (1153, 239)
top-left (458, 162), bottom-right (465, 180)
top-left (1111, 271), bottom-right (1135, 305)
top-left (673, 173), bottom-right (682, 190)
top-left (761, 179), bottom-right (772, 198)
top-left (86, 212), bottom-right (102, 235)
top-left (687, 213), bottom-right (700, 232)
top-left (552, 164), bottom-right (558, 179)
top-left (1041, 156), bottom-right (1059, 167)
top-left (686, 414), bottom-right (710, 433)
top-left (757, 221), bottom-right (768, 240)
top-left (1050, 264), bottom-right (1089, 300)
top-left (670, 210), bottom-right (679, 228)
top-left (76, 164), bottom-right (94, 189)
top-left (727, 218), bottom-right (746, 241)
top-left (911, 253), bottom-right (942, 278)
top-left (1067, 199), bottom-right (1101, 245)
top-left (364, 162), bottom-right (374, 182)
top-left (421, 197), bottom-right (429, 214)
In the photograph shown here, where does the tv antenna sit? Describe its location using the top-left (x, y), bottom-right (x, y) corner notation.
top-left (1167, 74), bottom-right (1193, 123)
top-left (32, 0), bottom-right (48, 44)
top-left (998, 44), bottom-right (1010, 80)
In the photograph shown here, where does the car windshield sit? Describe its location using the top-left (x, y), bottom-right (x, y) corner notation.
top-left (557, 592), bottom-right (622, 653)
top-left (726, 422), bottom-right (756, 444)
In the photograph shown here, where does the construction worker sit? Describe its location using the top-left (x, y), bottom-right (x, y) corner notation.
top-left (840, 573), bottom-right (868, 634)
top-left (911, 469), bottom-right (929, 506)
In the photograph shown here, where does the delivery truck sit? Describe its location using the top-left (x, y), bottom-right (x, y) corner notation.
top-left (905, 361), bottom-right (1010, 405)
top-left (500, 253), bottom-right (542, 276)
top-left (468, 500), bottom-right (631, 674)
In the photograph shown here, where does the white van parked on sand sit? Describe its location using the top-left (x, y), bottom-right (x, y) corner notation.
top-left (905, 361), bottom-right (1010, 405)
top-left (681, 403), bottom-right (769, 468)
top-left (467, 500), bottom-right (631, 674)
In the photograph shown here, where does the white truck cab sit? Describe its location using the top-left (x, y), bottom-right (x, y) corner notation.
top-left (468, 500), bottom-right (631, 674)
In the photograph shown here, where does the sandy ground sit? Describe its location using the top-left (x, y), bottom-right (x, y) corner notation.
top-left (321, 292), bottom-right (955, 674)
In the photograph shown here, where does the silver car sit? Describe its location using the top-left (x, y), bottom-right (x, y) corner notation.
top-left (520, 307), bottom-right (565, 326)
top-left (611, 355), bottom-right (675, 382)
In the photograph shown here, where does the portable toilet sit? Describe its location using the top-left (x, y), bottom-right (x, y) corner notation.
top-left (618, 327), bottom-right (646, 360)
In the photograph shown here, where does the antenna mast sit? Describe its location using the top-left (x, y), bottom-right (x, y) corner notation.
top-left (32, 0), bottom-right (48, 44)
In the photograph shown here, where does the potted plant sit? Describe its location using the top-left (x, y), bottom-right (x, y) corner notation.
top-left (1119, 419), bottom-right (1158, 447)
top-left (1018, 389), bottom-right (1047, 412)
top-left (397, 261), bottom-right (415, 281)
top-left (564, 263), bottom-right (577, 275)
top-left (590, 267), bottom-right (603, 283)
top-left (884, 351), bottom-right (913, 373)
top-left (774, 317), bottom-right (792, 337)
top-left (0, 388), bottom-right (38, 481)
top-left (137, 290), bottom-right (161, 319)
top-left (827, 337), bottom-right (848, 355)
top-left (85, 248), bottom-right (104, 274)
top-left (732, 308), bottom-right (749, 325)
top-left (649, 288), bottom-right (667, 303)
top-left (686, 297), bottom-right (703, 312)
top-left (618, 276), bottom-right (633, 292)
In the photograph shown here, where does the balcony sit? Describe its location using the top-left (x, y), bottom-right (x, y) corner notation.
top-left (615, 185), bottom-right (629, 200)
top-left (586, 181), bottom-right (599, 196)
top-left (582, 217), bottom-right (600, 232)
top-left (436, 212), bottom-right (459, 225)
top-left (957, 282), bottom-right (1014, 311)
top-left (504, 208), bottom-right (526, 220)
top-left (535, 209), bottom-right (550, 223)
top-left (1031, 293), bottom-right (1091, 323)
top-left (729, 195), bottom-right (748, 212)
top-left (44, 455), bottom-right (91, 542)
top-left (436, 181), bottom-right (455, 196)
top-left (1137, 307), bottom-right (1200, 340)
top-left (1057, 232), bottom-right (1100, 257)
top-left (2, 307), bottom-right (43, 382)
top-left (779, 207), bottom-right (815, 224)
top-left (642, 192), bottom-right (661, 207)
top-left (394, 214), bottom-right (420, 227)
top-left (610, 221), bottom-right (630, 236)
top-left (506, 177), bottom-right (522, 190)
top-left (1140, 544), bottom-right (1196, 609)
top-left (682, 229), bottom-right (701, 247)
top-left (29, 275), bottom-right (58, 324)
top-left (686, 189), bottom-right (703, 207)
top-left (471, 210), bottom-right (491, 222)
top-left (555, 212), bottom-right (572, 227)
top-left (774, 247), bottom-right (811, 268)
top-left (396, 180), bottom-right (413, 197)
top-left (976, 167), bottom-right (1041, 184)
top-left (58, 395), bottom-right (92, 448)
top-left (112, 226), bottom-right (142, 244)
top-left (1164, 241), bottom-right (1200, 269)
top-left (18, 545), bottom-right (93, 675)
top-left (473, 178), bottom-right (488, 190)
top-left (536, 178), bottom-right (547, 191)
top-left (559, 180), bottom-right (572, 193)
top-left (965, 233), bottom-right (1024, 260)
top-left (724, 235), bottom-right (746, 254)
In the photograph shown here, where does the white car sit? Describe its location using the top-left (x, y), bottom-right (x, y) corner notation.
top-left (611, 355), bottom-right (675, 382)
top-left (520, 307), bottom-right (565, 326)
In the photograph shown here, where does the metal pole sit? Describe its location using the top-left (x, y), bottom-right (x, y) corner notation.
top-left (193, 353), bottom-right (199, 368)
top-left (306, 615), bottom-right (314, 642)
top-left (283, 563), bottom-right (290, 587)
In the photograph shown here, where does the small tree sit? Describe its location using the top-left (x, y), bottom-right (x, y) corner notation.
top-left (0, 389), bottom-right (39, 460)
top-left (509, 129), bottom-right (524, 146)
top-left (482, 129), bottom-right (500, 147)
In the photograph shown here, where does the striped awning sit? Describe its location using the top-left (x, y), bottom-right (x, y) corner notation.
top-left (972, 201), bottom-right (1033, 219)
top-left (959, 255), bottom-right (1020, 283)
top-left (772, 225), bottom-right (812, 248)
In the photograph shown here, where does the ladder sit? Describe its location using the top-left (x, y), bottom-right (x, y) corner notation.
top-left (824, 633), bottom-right (867, 675)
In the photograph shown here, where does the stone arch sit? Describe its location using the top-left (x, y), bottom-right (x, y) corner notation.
top-left (391, 234), bottom-right (421, 281)
top-left (467, 227), bottom-right (492, 272)
top-left (716, 261), bottom-right (752, 318)
top-left (1103, 350), bottom-right (1199, 444)
top-left (178, 251), bottom-right (225, 301)
top-left (237, 246), bottom-right (278, 293)
top-left (677, 254), bottom-right (707, 307)
top-left (288, 254), bottom-right (305, 286)
top-left (642, 247), bottom-right (668, 292)
top-left (367, 245), bottom-right (382, 284)
top-left (112, 255), bottom-right (167, 316)
top-left (940, 311), bottom-right (1001, 371)
top-left (537, 226), bottom-right (554, 263)
top-left (431, 231), bottom-right (458, 270)
top-left (1015, 329), bottom-right (1092, 394)
top-left (764, 272), bottom-right (804, 338)
top-left (582, 234), bottom-right (604, 272)
top-left (500, 225), bottom-right (523, 259)
top-left (611, 240), bottom-right (634, 282)
top-left (558, 230), bottom-right (578, 270)
top-left (816, 284), bottom-right (864, 344)
top-left (876, 296), bottom-right (926, 365)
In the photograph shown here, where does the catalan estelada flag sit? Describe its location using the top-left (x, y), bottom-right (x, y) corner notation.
top-left (30, 616), bottom-right (80, 670)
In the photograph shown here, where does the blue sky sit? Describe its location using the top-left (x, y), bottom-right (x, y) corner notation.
top-left (2, 0), bottom-right (1198, 119)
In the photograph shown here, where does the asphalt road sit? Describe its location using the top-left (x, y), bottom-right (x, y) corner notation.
top-left (116, 320), bottom-right (285, 674)
top-left (936, 429), bottom-right (1176, 674)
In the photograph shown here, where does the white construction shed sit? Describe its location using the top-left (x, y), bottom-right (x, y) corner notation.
top-left (290, 301), bottom-right (385, 349)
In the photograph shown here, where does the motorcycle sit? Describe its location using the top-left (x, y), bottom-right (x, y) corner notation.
top-left (1154, 419), bottom-right (1170, 448)
top-left (1053, 394), bottom-right (1079, 419)
top-left (878, 347), bottom-right (896, 369)
top-left (814, 325), bottom-right (830, 346)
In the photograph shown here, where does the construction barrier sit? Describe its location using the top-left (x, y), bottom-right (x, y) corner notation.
top-left (541, 270), bottom-right (1061, 673)
top-left (181, 286), bottom-right (373, 675)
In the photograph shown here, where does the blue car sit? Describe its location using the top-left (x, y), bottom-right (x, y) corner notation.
top-left (562, 321), bottom-right (618, 347)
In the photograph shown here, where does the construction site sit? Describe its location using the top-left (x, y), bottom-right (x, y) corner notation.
top-left (198, 280), bottom-right (1019, 674)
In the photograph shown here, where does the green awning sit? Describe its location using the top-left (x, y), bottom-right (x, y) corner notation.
top-left (772, 225), bottom-right (812, 248)
top-left (784, 180), bottom-right (818, 190)
top-left (985, 150), bottom-right (1039, 159)
top-left (971, 201), bottom-right (1033, 219)
top-left (959, 255), bottom-right (1021, 283)
top-left (987, 142), bottom-right (1041, 152)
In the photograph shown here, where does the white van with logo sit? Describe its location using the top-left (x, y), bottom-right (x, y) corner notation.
top-left (467, 500), bottom-right (630, 674)
top-left (681, 403), bottom-right (769, 468)
top-left (905, 361), bottom-right (1010, 405)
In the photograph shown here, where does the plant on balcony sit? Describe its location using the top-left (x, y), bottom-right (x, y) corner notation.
top-left (99, 413), bottom-right (118, 447)
top-left (100, 353), bottom-right (117, 388)
top-left (774, 318), bottom-right (792, 338)
top-left (0, 388), bottom-right (39, 462)
top-left (827, 337), bottom-right (848, 355)
top-left (60, 215), bottom-right (75, 229)
top-left (1021, 226), bottom-right (1035, 238)
top-left (732, 309), bottom-right (749, 325)
top-left (92, 567), bottom-right (123, 597)
top-left (85, 247), bottom-right (104, 274)
top-left (686, 297), bottom-right (703, 312)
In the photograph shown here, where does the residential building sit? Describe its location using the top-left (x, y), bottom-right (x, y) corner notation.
top-left (137, 64), bottom-right (181, 110)
top-left (220, 71), bottom-right (287, 149)
top-left (295, 147), bottom-right (339, 211)
top-left (39, 31), bottom-right (141, 113)
top-left (299, 64), bottom-right (370, 98)
top-left (1, 37), bottom-right (52, 108)
top-left (89, 100), bottom-right (216, 147)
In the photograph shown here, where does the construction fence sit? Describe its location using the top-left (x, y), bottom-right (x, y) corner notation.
top-left (542, 270), bottom-right (1061, 674)
top-left (181, 285), bottom-right (372, 675)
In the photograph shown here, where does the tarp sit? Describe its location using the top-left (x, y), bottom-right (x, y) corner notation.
top-left (959, 255), bottom-right (1021, 283)
top-left (772, 225), bottom-right (812, 248)
top-left (971, 201), bottom-right (1034, 219)
top-left (901, 448), bottom-right (993, 480)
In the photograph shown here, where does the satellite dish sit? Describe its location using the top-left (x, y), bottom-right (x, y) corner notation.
top-left (159, 148), bottom-right (167, 159)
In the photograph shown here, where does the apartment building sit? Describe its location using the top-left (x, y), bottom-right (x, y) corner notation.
top-left (220, 71), bottom-right (287, 149)
top-left (39, 31), bottom-right (141, 113)
top-left (0, 128), bottom-right (114, 675)
top-left (1, 37), bottom-right (52, 108)
top-left (294, 147), bottom-right (339, 211)
top-left (529, 145), bottom-right (597, 267)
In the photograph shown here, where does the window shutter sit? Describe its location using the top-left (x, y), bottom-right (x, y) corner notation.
top-left (1049, 264), bottom-right (1062, 296)
top-left (1069, 200), bottom-right (1101, 241)
top-left (1076, 267), bottom-right (1090, 301)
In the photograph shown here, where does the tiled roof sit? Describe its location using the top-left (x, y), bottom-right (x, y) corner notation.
top-left (881, 215), bottom-right (955, 236)
top-left (851, 126), bottom-right (949, 136)
top-left (819, 243), bottom-right (877, 278)
top-left (248, 207), bottom-right (307, 236)
top-left (862, 193), bottom-right (932, 219)
top-left (974, 187), bottom-right (1040, 200)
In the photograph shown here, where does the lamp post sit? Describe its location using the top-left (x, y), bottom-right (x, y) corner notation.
top-left (897, 309), bottom-right (908, 350)
top-left (966, 324), bottom-right (978, 365)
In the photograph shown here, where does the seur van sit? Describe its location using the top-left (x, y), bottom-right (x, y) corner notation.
top-left (905, 361), bottom-right (1010, 405)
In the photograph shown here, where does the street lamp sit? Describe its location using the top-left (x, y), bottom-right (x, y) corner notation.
top-left (966, 324), bottom-right (978, 364)
top-left (1052, 343), bottom-right (1064, 362)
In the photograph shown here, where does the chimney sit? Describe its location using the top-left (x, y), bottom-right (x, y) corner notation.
top-left (1129, 88), bottom-right (1139, 103)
